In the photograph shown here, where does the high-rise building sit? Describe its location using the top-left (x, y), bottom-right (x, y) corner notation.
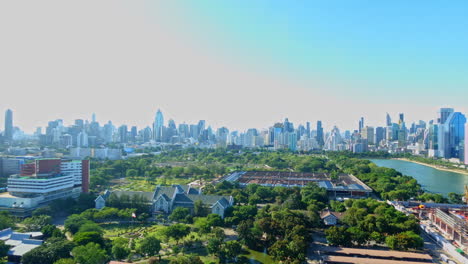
top-left (438, 108), bottom-right (454, 124)
top-left (130, 126), bottom-right (137, 142)
top-left (324, 126), bottom-right (342, 151)
top-left (375, 127), bottom-right (385, 146)
top-left (306, 122), bottom-right (311, 138)
top-left (4, 109), bottom-right (13, 141)
top-left (358, 117), bottom-right (364, 133)
top-left (153, 109), bottom-right (164, 141)
top-left (465, 122), bottom-right (468, 165)
top-left (398, 113), bottom-right (405, 125)
top-left (361, 126), bottom-right (375, 145)
top-left (316, 121), bottom-right (324, 147)
top-left (118, 125), bottom-right (128, 143)
top-left (439, 112), bottom-right (466, 159)
top-left (386, 113), bottom-right (392, 127)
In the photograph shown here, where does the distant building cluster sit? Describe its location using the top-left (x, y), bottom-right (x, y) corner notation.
top-left (0, 107), bottom-right (467, 164)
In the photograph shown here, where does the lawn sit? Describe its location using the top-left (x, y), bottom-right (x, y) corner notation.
top-left (113, 176), bottom-right (192, 192)
top-left (242, 248), bottom-right (277, 264)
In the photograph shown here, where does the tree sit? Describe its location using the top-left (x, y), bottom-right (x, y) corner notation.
top-left (194, 200), bottom-right (207, 217)
top-left (0, 212), bottom-right (14, 230)
top-left (386, 231), bottom-right (424, 250)
top-left (448, 192), bottom-right (463, 204)
top-left (162, 224), bottom-right (191, 245)
top-left (222, 240), bottom-right (242, 262)
top-left (169, 255), bottom-right (203, 264)
top-left (126, 169), bottom-right (138, 178)
top-left (138, 236), bottom-right (161, 257)
top-left (169, 207), bottom-right (190, 222)
top-left (64, 214), bottom-right (92, 234)
top-left (33, 206), bottom-right (53, 217)
top-left (72, 243), bottom-right (107, 264)
top-left (53, 259), bottom-right (76, 264)
top-left (112, 243), bottom-right (130, 260)
top-left (330, 200), bottom-right (346, 212)
top-left (42, 224), bottom-right (65, 240)
top-left (73, 231), bottom-right (105, 247)
top-left (325, 226), bottom-right (351, 247)
top-left (22, 238), bottom-right (74, 264)
top-left (22, 215), bottom-right (52, 232)
top-left (0, 240), bottom-right (9, 259)
top-left (78, 222), bottom-right (104, 235)
top-left (207, 237), bottom-right (223, 257)
top-left (269, 240), bottom-right (291, 262)
top-left (347, 227), bottom-right (369, 246)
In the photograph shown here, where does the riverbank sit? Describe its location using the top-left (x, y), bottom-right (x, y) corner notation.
top-left (393, 158), bottom-right (468, 176)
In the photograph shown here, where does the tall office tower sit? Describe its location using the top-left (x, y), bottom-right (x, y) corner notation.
top-left (439, 112), bottom-right (466, 159)
top-left (465, 122), bottom-right (468, 165)
top-left (361, 126), bottom-right (375, 145)
top-left (142, 126), bottom-right (152, 142)
top-left (306, 122), bottom-right (311, 138)
top-left (386, 113), bottom-right (392, 127)
top-left (189, 124), bottom-right (199, 139)
top-left (178, 123), bottom-right (189, 139)
top-left (153, 109), bottom-right (164, 141)
top-left (4, 109), bottom-right (13, 141)
top-left (103, 121), bottom-right (114, 143)
top-left (75, 119), bottom-right (84, 129)
top-left (77, 131), bottom-right (89, 147)
top-left (324, 126), bottom-right (342, 151)
top-left (130, 126), bottom-right (137, 141)
top-left (375, 127), bottom-right (385, 146)
top-left (438, 108), bottom-right (454, 124)
top-left (398, 113), bottom-right (405, 125)
top-left (118, 125), bottom-right (128, 143)
top-left (283, 118), bottom-right (294, 132)
top-left (316, 121), bottom-right (324, 147)
top-left (358, 117), bottom-right (364, 133)
top-left (288, 132), bottom-right (297, 151)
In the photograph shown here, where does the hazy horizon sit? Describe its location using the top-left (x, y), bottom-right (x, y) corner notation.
top-left (1, 1), bottom-right (467, 133)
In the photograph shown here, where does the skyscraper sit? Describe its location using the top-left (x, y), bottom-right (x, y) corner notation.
top-left (361, 126), bottom-right (375, 145)
top-left (438, 108), bottom-right (454, 124)
top-left (398, 113), bottom-right (405, 125)
top-left (465, 122), bottom-right (468, 165)
top-left (439, 112), bottom-right (466, 159)
top-left (153, 109), bottom-right (164, 141)
top-left (375, 127), bottom-right (385, 146)
top-left (358, 117), bottom-right (364, 133)
top-left (386, 113), bottom-right (392, 127)
top-left (4, 109), bottom-right (13, 141)
top-left (316, 121), bottom-right (324, 147)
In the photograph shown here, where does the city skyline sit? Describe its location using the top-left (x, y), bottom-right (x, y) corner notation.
top-left (1, 1), bottom-right (467, 133)
top-left (1, 107), bottom-right (466, 135)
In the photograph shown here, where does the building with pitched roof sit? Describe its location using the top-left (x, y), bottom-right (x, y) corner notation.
top-left (95, 185), bottom-right (234, 218)
top-left (0, 228), bottom-right (43, 264)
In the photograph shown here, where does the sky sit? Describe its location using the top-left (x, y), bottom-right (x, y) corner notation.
top-left (1, 1), bottom-right (467, 133)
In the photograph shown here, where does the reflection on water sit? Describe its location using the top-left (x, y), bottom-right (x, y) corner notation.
top-left (370, 159), bottom-right (468, 195)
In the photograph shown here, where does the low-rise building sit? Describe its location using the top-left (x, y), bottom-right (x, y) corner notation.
top-left (96, 185), bottom-right (234, 218)
top-left (320, 210), bottom-right (344, 226)
top-left (0, 228), bottom-right (43, 264)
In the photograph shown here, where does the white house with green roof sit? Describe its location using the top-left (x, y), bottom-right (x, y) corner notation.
top-left (95, 185), bottom-right (234, 218)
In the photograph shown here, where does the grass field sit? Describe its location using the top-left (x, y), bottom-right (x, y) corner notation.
top-left (112, 176), bottom-right (192, 192)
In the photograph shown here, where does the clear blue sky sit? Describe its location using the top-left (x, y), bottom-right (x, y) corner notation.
top-left (1, 1), bottom-right (467, 132)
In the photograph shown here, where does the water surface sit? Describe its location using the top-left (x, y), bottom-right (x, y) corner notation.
top-left (369, 159), bottom-right (468, 195)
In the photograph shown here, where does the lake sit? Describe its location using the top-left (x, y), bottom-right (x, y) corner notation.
top-left (369, 159), bottom-right (468, 195)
